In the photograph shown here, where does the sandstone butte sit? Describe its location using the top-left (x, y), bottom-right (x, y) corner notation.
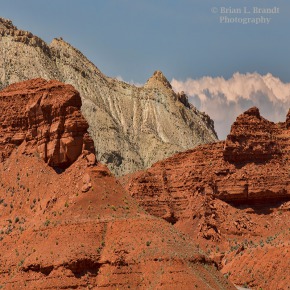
top-left (122, 107), bottom-right (290, 290)
top-left (0, 17), bottom-right (218, 176)
top-left (0, 79), bottom-right (234, 289)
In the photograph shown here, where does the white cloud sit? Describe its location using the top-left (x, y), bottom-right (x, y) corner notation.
top-left (171, 72), bottom-right (290, 139)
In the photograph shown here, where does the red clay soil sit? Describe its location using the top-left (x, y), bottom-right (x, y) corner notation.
top-left (122, 107), bottom-right (290, 290)
top-left (0, 79), bottom-right (234, 289)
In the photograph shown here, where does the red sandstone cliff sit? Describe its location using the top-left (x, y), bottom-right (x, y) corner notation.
top-left (0, 78), bottom-right (95, 168)
top-left (124, 107), bottom-right (290, 207)
top-left (0, 79), bottom-right (233, 289)
top-left (122, 107), bottom-right (290, 289)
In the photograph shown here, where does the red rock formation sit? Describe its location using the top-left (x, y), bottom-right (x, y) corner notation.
top-left (122, 107), bottom-right (290, 289)
top-left (224, 107), bottom-right (282, 163)
top-left (0, 79), bottom-right (234, 289)
top-left (0, 78), bottom-right (95, 168)
top-left (124, 107), bottom-right (290, 205)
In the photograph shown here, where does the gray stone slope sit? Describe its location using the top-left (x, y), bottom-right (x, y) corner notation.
top-left (0, 17), bottom-right (218, 176)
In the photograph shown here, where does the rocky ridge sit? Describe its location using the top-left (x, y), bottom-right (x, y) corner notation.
top-left (0, 17), bottom-right (218, 176)
top-left (124, 107), bottom-right (290, 205)
top-left (122, 107), bottom-right (290, 289)
top-left (0, 79), bottom-right (233, 289)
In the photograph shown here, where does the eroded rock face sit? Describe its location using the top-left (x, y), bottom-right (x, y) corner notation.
top-left (0, 17), bottom-right (218, 176)
top-left (121, 107), bottom-right (290, 289)
top-left (124, 107), bottom-right (290, 206)
top-left (0, 124), bottom-right (233, 289)
top-left (224, 107), bottom-right (282, 163)
top-left (0, 17), bottom-right (16, 30)
top-left (0, 78), bottom-right (94, 168)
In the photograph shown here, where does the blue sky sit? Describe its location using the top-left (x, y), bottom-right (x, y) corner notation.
top-left (2, 0), bottom-right (290, 83)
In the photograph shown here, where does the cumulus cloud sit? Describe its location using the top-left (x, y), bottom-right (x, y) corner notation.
top-left (171, 72), bottom-right (290, 139)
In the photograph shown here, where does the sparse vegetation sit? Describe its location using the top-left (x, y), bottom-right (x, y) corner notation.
top-left (44, 220), bottom-right (50, 227)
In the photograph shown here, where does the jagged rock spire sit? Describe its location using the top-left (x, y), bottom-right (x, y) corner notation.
top-left (144, 70), bottom-right (172, 89)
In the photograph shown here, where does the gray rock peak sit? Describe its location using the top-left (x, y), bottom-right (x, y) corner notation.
top-left (145, 70), bottom-right (172, 89)
top-left (0, 17), bottom-right (218, 176)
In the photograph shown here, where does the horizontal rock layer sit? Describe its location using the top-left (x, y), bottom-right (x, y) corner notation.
top-left (122, 107), bottom-right (290, 289)
top-left (0, 78), bottom-right (95, 168)
top-left (0, 136), bottom-right (233, 289)
top-left (123, 107), bottom-right (290, 220)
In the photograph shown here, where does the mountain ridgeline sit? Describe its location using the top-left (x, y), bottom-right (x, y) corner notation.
top-left (0, 17), bottom-right (218, 176)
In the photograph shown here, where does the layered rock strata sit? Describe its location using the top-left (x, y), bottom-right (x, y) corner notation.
top-left (0, 17), bottom-right (218, 176)
top-left (121, 107), bottom-right (290, 289)
top-left (0, 79), bottom-right (233, 289)
top-left (0, 78), bottom-right (94, 168)
top-left (124, 107), bottom-right (290, 211)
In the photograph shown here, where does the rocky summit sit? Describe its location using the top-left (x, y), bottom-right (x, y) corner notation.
top-left (0, 79), bottom-right (234, 290)
top-left (122, 107), bottom-right (290, 289)
top-left (0, 17), bottom-right (218, 176)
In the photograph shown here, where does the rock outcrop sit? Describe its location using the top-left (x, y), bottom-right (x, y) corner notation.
top-left (0, 78), bottom-right (94, 168)
top-left (0, 80), bottom-right (233, 289)
top-left (124, 107), bottom-right (290, 206)
top-left (122, 107), bottom-right (290, 289)
top-left (0, 17), bottom-right (218, 176)
top-left (223, 107), bottom-right (283, 163)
